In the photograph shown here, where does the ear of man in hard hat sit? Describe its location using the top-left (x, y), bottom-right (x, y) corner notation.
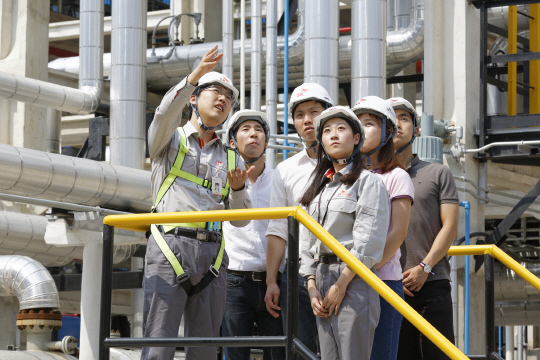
top-left (264, 83), bottom-right (334, 354)
top-left (144, 45), bottom-right (253, 360)
top-left (221, 110), bottom-right (285, 360)
top-left (389, 97), bottom-right (459, 360)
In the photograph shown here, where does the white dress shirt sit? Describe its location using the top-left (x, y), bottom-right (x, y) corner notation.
top-left (265, 149), bottom-right (318, 263)
top-left (224, 164), bottom-right (278, 271)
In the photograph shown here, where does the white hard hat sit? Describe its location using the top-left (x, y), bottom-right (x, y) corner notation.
top-left (315, 106), bottom-right (365, 149)
top-left (352, 96), bottom-right (398, 139)
top-left (225, 110), bottom-right (270, 144)
top-left (387, 97), bottom-right (418, 126)
top-left (195, 71), bottom-right (239, 103)
top-left (288, 83), bottom-right (334, 117)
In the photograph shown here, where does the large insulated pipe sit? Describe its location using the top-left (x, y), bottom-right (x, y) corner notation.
top-left (304, 0), bottom-right (339, 102)
top-left (46, 109), bottom-right (61, 154)
top-left (394, 0), bottom-right (412, 30)
top-left (386, 0), bottom-right (424, 77)
top-left (0, 211), bottom-right (139, 267)
top-left (0, 144), bottom-right (152, 212)
top-left (495, 261), bottom-right (540, 302)
top-left (222, 0), bottom-right (234, 81)
top-left (266, 0), bottom-right (278, 169)
top-left (352, 0), bottom-right (387, 100)
top-left (0, 255), bottom-right (59, 309)
top-left (109, 0), bottom-right (147, 169)
top-left (0, 0), bottom-right (102, 114)
top-left (251, 0), bottom-right (262, 111)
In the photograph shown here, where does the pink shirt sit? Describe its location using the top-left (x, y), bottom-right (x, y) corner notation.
top-left (371, 167), bottom-right (414, 281)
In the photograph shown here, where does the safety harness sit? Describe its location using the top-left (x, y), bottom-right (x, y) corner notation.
top-left (150, 127), bottom-right (235, 296)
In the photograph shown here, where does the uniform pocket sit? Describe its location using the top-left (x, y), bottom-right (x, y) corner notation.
top-left (327, 198), bottom-right (356, 235)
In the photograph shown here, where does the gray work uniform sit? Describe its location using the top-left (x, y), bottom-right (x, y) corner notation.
top-left (143, 77), bottom-right (251, 360)
top-left (299, 165), bottom-right (390, 360)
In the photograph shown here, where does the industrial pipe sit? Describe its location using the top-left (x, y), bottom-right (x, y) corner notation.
top-left (283, 0), bottom-right (291, 160)
top-left (0, 144), bottom-right (152, 212)
top-left (251, 0), bottom-right (262, 111)
top-left (0, 0), bottom-right (103, 114)
top-left (48, 0), bottom-right (425, 92)
top-left (109, 0), bottom-right (147, 170)
top-left (222, 0), bottom-right (234, 82)
top-left (304, 0), bottom-right (339, 102)
top-left (0, 255), bottom-right (59, 309)
top-left (352, 0), bottom-right (386, 100)
top-left (459, 201), bottom-right (471, 354)
top-left (266, 0), bottom-right (278, 169)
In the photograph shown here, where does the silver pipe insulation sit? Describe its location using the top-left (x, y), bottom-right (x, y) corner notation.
top-left (266, 0), bottom-right (278, 169)
top-left (304, 0), bottom-right (339, 102)
top-left (352, 0), bottom-right (387, 100)
top-left (386, 0), bottom-right (424, 77)
top-left (387, 0), bottom-right (395, 32)
top-left (0, 0), bottom-right (103, 114)
top-left (394, 0), bottom-right (412, 31)
top-left (46, 109), bottom-right (61, 154)
top-left (251, 0), bottom-right (262, 111)
top-left (0, 211), bottom-right (138, 267)
top-left (0, 255), bottom-right (59, 309)
top-left (222, 0), bottom-right (234, 81)
top-left (109, 0), bottom-right (147, 170)
top-left (488, 5), bottom-right (530, 31)
top-left (48, 0), bottom-right (425, 93)
top-left (0, 144), bottom-right (152, 213)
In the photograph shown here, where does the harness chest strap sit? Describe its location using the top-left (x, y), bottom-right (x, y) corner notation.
top-left (150, 126), bottom-right (235, 295)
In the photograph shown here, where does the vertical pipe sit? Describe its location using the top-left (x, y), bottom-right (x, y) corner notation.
top-left (517, 326), bottom-right (523, 360)
top-left (506, 326), bottom-right (515, 360)
top-left (46, 109), bottom-right (61, 154)
top-left (251, 0), bottom-right (262, 111)
top-left (304, 0), bottom-right (340, 102)
top-left (352, 0), bottom-right (386, 100)
top-left (222, 0), bottom-right (234, 81)
top-left (421, 113), bottom-right (434, 137)
top-left (222, 0), bottom-right (234, 131)
top-left (459, 201), bottom-right (471, 354)
top-left (485, 254), bottom-right (496, 358)
top-left (80, 243), bottom-right (103, 360)
top-left (286, 216), bottom-right (299, 360)
top-left (109, 0), bottom-right (147, 170)
top-left (266, 0), bottom-right (278, 169)
top-left (240, 0), bottom-right (246, 110)
top-left (508, 6), bottom-right (518, 116)
top-left (530, 4), bottom-right (540, 114)
top-left (499, 327), bottom-right (503, 357)
top-left (98, 225), bottom-right (114, 360)
top-left (283, 0), bottom-right (290, 160)
top-left (479, 4), bottom-right (488, 150)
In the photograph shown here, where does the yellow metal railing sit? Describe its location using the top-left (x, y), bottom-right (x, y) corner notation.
top-left (103, 207), bottom-right (540, 359)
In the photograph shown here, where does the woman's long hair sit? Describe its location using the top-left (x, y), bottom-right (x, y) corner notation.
top-left (300, 125), bottom-right (365, 208)
top-left (365, 114), bottom-right (402, 174)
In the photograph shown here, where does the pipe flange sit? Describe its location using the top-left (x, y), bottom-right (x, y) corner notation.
top-left (17, 309), bottom-right (62, 330)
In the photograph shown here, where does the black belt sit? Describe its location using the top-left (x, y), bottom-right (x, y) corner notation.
top-left (166, 227), bottom-right (222, 243)
top-left (227, 270), bottom-right (282, 282)
top-left (318, 254), bottom-right (341, 264)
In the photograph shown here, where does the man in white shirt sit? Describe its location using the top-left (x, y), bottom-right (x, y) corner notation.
top-left (264, 83), bottom-right (334, 353)
top-left (221, 110), bottom-right (285, 360)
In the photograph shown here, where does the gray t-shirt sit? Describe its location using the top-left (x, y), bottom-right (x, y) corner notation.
top-left (400, 155), bottom-right (459, 282)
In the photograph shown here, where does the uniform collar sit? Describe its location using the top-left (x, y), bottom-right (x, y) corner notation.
top-left (183, 121), bottom-right (222, 146)
top-left (325, 163), bottom-right (353, 182)
top-left (299, 149), bottom-right (318, 165)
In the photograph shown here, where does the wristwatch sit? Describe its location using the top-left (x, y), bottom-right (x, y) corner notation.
top-left (419, 262), bottom-right (435, 275)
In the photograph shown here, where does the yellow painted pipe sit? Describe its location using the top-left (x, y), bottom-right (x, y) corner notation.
top-left (294, 209), bottom-right (468, 360)
top-left (530, 4), bottom-right (540, 113)
top-left (508, 5), bottom-right (518, 115)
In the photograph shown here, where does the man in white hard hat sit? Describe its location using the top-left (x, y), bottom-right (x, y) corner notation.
top-left (143, 45), bottom-right (252, 360)
top-left (221, 110), bottom-right (285, 360)
top-left (389, 97), bottom-right (459, 360)
top-left (264, 83), bottom-right (334, 353)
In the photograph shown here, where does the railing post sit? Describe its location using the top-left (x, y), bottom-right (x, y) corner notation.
top-left (99, 224), bottom-right (115, 360)
top-left (286, 216), bottom-right (299, 360)
top-left (485, 254), bottom-right (496, 359)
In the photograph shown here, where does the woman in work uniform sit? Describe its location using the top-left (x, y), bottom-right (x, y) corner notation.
top-left (299, 106), bottom-right (390, 360)
top-left (143, 46), bottom-right (252, 360)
